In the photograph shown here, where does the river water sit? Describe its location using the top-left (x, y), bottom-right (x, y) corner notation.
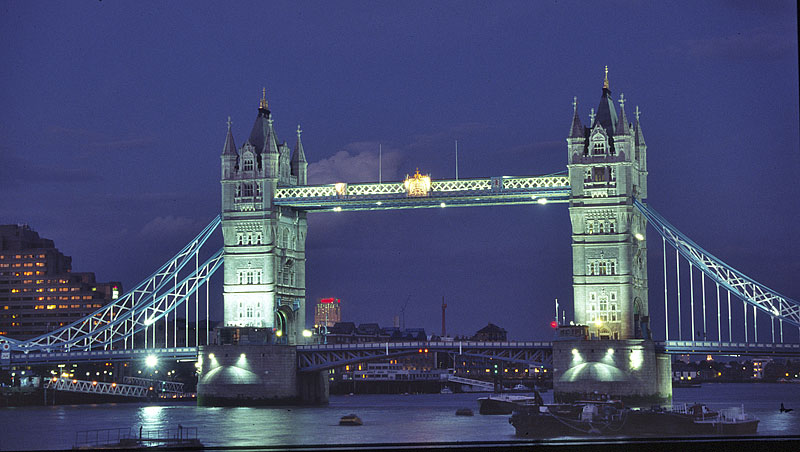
top-left (1, 383), bottom-right (799, 450)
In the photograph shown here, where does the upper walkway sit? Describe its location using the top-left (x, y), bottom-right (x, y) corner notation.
top-left (273, 174), bottom-right (570, 211)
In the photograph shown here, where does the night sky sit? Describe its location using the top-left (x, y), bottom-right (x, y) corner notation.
top-left (1, 1), bottom-right (798, 341)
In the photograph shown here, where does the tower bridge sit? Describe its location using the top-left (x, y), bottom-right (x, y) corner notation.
top-left (2, 71), bottom-right (799, 405)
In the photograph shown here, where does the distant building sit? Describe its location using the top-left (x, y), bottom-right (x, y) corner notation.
top-left (314, 297), bottom-right (341, 327)
top-left (471, 323), bottom-right (508, 342)
top-left (0, 224), bottom-right (121, 339)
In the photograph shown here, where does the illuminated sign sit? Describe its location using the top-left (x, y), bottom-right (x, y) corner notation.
top-left (404, 170), bottom-right (431, 197)
top-left (112, 286), bottom-right (119, 299)
top-left (320, 298), bottom-right (340, 304)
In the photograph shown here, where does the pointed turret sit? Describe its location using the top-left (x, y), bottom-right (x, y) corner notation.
top-left (291, 124), bottom-right (308, 185)
top-left (247, 88), bottom-right (271, 153)
top-left (569, 96), bottom-right (585, 138)
top-left (221, 117), bottom-right (238, 180)
top-left (594, 66), bottom-right (618, 133)
top-left (222, 116), bottom-right (238, 156)
top-left (615, 93), bottom-right (630, 136)
top-left (634, 105), bottom-right (646, 147)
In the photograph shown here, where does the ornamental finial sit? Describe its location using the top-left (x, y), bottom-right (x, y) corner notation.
top-left (618, 93), bottom-right (625, 109)
top-left (259, 87), bottom-right (268, 109)
top-left (297, 124), bottom-right (302, 137)
top-left (635, 105), bottom-right (641, 122)
top-left (603, 65), bottom-right (609, 89)
top-left (227, 116), bottom-right (232, 130)
top-left (572, 96), bottom-right (577, 112)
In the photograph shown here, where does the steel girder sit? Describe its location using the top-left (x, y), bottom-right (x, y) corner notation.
top-left (6, 217), bottom-right (222, 352)
top-left (635, 200), bottom-right (800, 329)
top-left (657, 340), bottom-right (800, 357)
top-left (296, 341), bottom-right (553, 372)
top-left (44, 378), bottom-right (148, 398)
top-left (5, 346), bottom-right (197, 366)
top-left (274, 175), bottom-right (570, 212)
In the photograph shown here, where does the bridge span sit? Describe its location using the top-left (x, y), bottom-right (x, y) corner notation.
top-left (7, 340), bottom-right (800, 369)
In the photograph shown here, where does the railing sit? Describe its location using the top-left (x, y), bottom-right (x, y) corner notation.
top-left (74, 426), bottom-right (199, 449)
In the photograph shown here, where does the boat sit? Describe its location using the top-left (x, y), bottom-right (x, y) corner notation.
top-left (455, 408), bottom-right (474, 416)
top-left (478, 392), bottom-right (543, 415)
top-left (339, 414), bottom-right (363, 426)
top-left (672, 379), bottom-right (702, 388)
top-left (509, 401), bottom-right (758, 437)
top-left (440, 387), bottom-right (453, 394)
top-left (511, 384), bottom-right (529, 391)
top-left (509, 399), bottom-right (628, 437)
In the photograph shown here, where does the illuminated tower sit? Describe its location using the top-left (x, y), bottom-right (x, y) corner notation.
top-left (220, 90), bottom-right (308, 344)
top-left (567, 67), bottom-right (649, 340)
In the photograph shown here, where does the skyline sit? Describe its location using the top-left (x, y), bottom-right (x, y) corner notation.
top-left (1, 1), bottom-right (798, 340)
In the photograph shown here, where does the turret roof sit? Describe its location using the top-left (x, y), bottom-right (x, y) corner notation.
top-left (291, 124), bottom-right (307, 165)
top-left (221, 116), bottom-right (237, 156)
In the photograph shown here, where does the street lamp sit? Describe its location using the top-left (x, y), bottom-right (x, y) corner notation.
top-left (146, 355), bottom-right (158, 368)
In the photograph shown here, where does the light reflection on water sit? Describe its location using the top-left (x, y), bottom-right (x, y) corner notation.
top-left (1, 383), bottom-right (799, 450)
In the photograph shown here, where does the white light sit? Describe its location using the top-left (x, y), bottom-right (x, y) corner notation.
top-left (145, 355), bottom-right (158, 368)
top-left (635, 233), bottom-right (645, 241)
top-left (531, 195), bottom-right (536, 200)
top-left (276, 330), bottom-right (283, 337)
top-left (376, 201), bottom-right (382, 205)
top-left (208, 353), bottom-right (215, 360)
top-left (537, 198), bottom-right (548, 205)
top-left (144, 318), bottom-right (154, 326)
top-left (607, 348), bottom-right (614, 355)
top-left (333, 207), bottom-right (342, 212)
top-left (302, 329), bottom-right (312, 338)
top-left (440, 202), bottom-right (446, 208)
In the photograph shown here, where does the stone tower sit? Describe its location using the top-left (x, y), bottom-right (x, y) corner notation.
top-left (567, 68), bottom-right (649, 340)
top-left (220, 91), bottom-right (308, 344)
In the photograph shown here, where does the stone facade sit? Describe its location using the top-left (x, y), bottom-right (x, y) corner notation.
top-left (220, 95), bottom-right (308, 344)
top-left (196, 344), bottom-right (328, 405)
top-left (567, 71), bottom-right (649, 341)
top-left (552, 339), bottom-right (671, 404)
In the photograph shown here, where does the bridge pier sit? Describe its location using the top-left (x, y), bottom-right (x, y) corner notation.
top-left (552, 338), bottom-right (671, 404)
top-left (196, 343), bottom-right (328, 406)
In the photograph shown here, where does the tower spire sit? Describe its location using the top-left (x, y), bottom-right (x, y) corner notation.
top-left (603, 65), bottom-right (609, 90)
top-left (568, 96), bottom-right (585, 138)
top-left (259, 87), bottom-right (269, 110)
top-left (221, 116), bottom-right (237, 156)
top-left (616, 93), bottom-right (630, 135)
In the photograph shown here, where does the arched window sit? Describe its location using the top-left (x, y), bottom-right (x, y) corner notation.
top-left (591, 133), bottom-right (606, 156)
top-left (243, 159), bottom-right (254, 171)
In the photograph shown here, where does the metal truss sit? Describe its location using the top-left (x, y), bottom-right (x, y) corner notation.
top-left (296, 341), bottom-right (553, 372)
top-left (275, 175), bottom-right (570, 212)
top-left (657, 340), bottom-right (800, 357)
top-left (44, 378), bottom-right (148, 398)
top-left (122, 376), bottom-right (185, 393)
top-left (636, 200), bottom-right (800, 329)
top-left (8, 347), bottom-right (198, 366)
top-left (9, 217), bottom-right (222, 353)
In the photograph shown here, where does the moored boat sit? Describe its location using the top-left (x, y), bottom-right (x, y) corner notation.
top-left (339, 414), bottom-right (363, 426)
top-left (478, 393), bottom-right (542, 415)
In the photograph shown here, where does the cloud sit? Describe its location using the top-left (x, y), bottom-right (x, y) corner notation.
top-left (308, 142), bottom-right (404, 184)
top-left (0, 147), bottom-right (102, 188)
top-left (683, 26), bottom-right (794, 61)
top-left (139, 215), bottom-right (204, 240)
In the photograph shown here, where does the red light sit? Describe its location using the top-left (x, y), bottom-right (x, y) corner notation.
top-left (418, 349), bottom-right (423, 353)
top-left (550, 321), bottom-right (558, 329)
top-left (320, 298), bottom-right (340, 304)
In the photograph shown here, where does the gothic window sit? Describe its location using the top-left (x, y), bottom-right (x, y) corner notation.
top-left (236, 185), bottom-right (242, 197)
top-left (586, 220), bottom-right (594, 234)
top-left (585, 169), bottom-right (592, 181)
top-left (242, 184), bottom-right (254, 196)
top-left (243, 159), bottom-right (254, 171)
top-left (609, 220), bottom-right (616, 233)
top-left (255, 183), bottom-right (261, 196)
top-left (592, 167), bottom-right (606, 182)
top-left (591, 134), bottom-right (606, 156)
top-left (236, 233), bottom-right (244, 245)
top-left (255, 232), bottom-right (262, 245)
top-left (588, 259), bottom-right (617, 276)
top-left (246, 305), bottom-right (253, 318)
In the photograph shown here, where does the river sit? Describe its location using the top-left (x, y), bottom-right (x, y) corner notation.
top-left (1, 383), bottom-right (799, 450)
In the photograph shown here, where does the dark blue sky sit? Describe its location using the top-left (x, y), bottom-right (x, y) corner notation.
top-left (1, 1), bottom-right (798, 340)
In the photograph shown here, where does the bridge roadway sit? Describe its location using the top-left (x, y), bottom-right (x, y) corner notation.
top-left (5, 341), bottom-right (800, 368)
top-left (273, 174), bottom-right (571, 212)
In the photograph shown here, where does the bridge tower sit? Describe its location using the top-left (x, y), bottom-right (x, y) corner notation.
top-left (554, 69), bottom-right (670, 403)
top-left (220, 91), bottom-right (308, 344)
top-left (567, 67), bottom-right (649, 340)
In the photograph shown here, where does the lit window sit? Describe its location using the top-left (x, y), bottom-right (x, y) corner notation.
top-left (243, 159), bottom-right (254, 171)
